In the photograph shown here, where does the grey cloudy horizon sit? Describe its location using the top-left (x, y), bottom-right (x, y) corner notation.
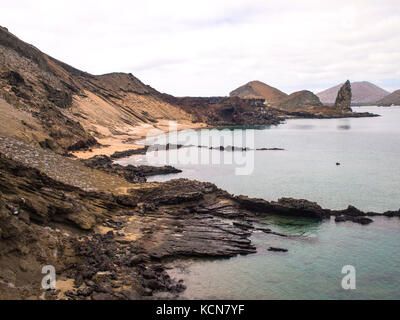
top-left (1, 0), bottom-right (399, 96)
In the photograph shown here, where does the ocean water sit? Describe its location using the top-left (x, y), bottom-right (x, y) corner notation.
top-left (116, 106), bottom-right (400, 299)
top-left (166, 216), bottom-right (400, 300)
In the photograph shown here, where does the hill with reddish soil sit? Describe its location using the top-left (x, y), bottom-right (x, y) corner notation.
top-left (229, 80), bottom-right (288, 105)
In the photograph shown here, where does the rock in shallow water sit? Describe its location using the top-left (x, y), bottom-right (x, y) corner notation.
top-left (334, 80), bottom-right (352, 113)
top-left (268, 247), bottom-right (288, 252)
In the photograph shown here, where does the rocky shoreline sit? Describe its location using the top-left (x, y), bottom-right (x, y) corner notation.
top-left (82, 154), bottom-right (182, 184)
top-left (1, 142), bottom-right (399, 300)
top-left (1, 24), bottom-right (398, 301)
top-left (77, 143), bottom-right (286, 184)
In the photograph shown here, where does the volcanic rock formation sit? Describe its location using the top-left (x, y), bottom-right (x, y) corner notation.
top-left (334, 80), bottom-right (352, 112)
top-left (276, 90), bottom-right (323, 110)
top-left (156, 95), bottom-right (281, 126)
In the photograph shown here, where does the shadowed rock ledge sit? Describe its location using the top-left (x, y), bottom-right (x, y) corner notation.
top-left (1, 147), bottom-right (399, 299)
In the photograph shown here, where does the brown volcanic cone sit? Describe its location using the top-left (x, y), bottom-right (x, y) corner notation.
top-left (276, 90), bottom-right (323, 110)
top-left (230, 80), bottom-right (288, 105)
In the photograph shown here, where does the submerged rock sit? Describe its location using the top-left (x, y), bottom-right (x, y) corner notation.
top-left (335, 215), bottom-right (373, 225)
top-left (268, 247), bottom-right (288, 252)
top-left (235, 196), bottom-right (330, 220)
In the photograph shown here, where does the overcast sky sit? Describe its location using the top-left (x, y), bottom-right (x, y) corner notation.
top-left (1, 0), bottom-right (399, 96)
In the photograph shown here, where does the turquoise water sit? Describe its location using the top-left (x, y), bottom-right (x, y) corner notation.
top-left (117, 106), bottom-right (400, 299)
top-left (167, 216), bottom-right (400, 300)
top-left (122, 106), bottom-right (400, 212)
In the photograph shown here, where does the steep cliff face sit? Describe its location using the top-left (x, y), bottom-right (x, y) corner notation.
top-left (0, 26), bottom-right (193, 154)
top-left (0, 27), bottom-right (95, 152)
top-left (276, 90), bottom-right (323, 110)
top-left (1, 27), bottom-right (281, 156)
top-left (334, 80), bottom-right (352, 112)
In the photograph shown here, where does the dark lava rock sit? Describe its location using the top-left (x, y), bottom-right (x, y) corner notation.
top-left (91, 292), bottom-right (113, 300)
top-left (110, 147), bottom-right (149, 159)
top-left (74, 233), bottom-right (118, 280)
top-left (268, 247), bottom-right (288, 252)
top-left (43, 82), bottom-right (72, 109)
top-left (149, 143), bottom-right (184, 151)
top-left (2, 70), bottom-right (25, 86)
top-left (67, 137), bottom-right (98, 152)
top-left (335, 215), bottom-right (373, 225)
top-left (144, 279), bottom-right (164, 290)
top-left (255, 227), bottom-right (272, 233)
top-left (82, 154), bottom-right (181, 184)
top-left (236, 196), bottom-right (329, 220)
top-left (151, 264), bottom-right (165, 272)
top-left (156, 95), bottom-right (282, 127)
top-left (335, 215), bottom-right (347, 223)
top-left (257, 148), bottom-right (285, 151)
top-left (383, 210), bottom-right (400, 217)
top-left (142, 269), bottom-right (157, 279)
top-left (39, 138), bottom-right (57, 151)
top-left (273, 198), bottom-right (329, 219)
top-left (77, 286), bottom-right (94, 297)
top-left (128, 254), bottom-right (148, 266)
top-left (334, 80), bottom-right (352, 112)
top-left (233, 221), bottom-right (254, 230)
top-left (352, 216), bottom-right (373, 225)
top-left (334, 205), bottom-right (366, 217)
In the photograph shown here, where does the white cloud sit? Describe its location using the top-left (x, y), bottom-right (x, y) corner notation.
top-left (1, 0), bottom-right (399, 95)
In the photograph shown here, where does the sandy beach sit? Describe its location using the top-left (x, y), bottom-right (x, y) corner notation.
top-left (72, 119), bottom-right (207, 159)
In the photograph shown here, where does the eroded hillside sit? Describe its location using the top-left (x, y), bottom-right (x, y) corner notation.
top-left (0, 26), bottom-right (197, 155)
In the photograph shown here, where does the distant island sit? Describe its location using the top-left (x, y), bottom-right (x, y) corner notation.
top-left (316, 81), bottom-right (391, 106)
top-left (230, 80), bottom-right (379, 118)
top-left (230, 80), bottom-right (399, 107)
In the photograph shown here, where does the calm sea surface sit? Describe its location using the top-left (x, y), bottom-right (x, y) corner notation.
top-left (117, 106), bottom-right (400, 299)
